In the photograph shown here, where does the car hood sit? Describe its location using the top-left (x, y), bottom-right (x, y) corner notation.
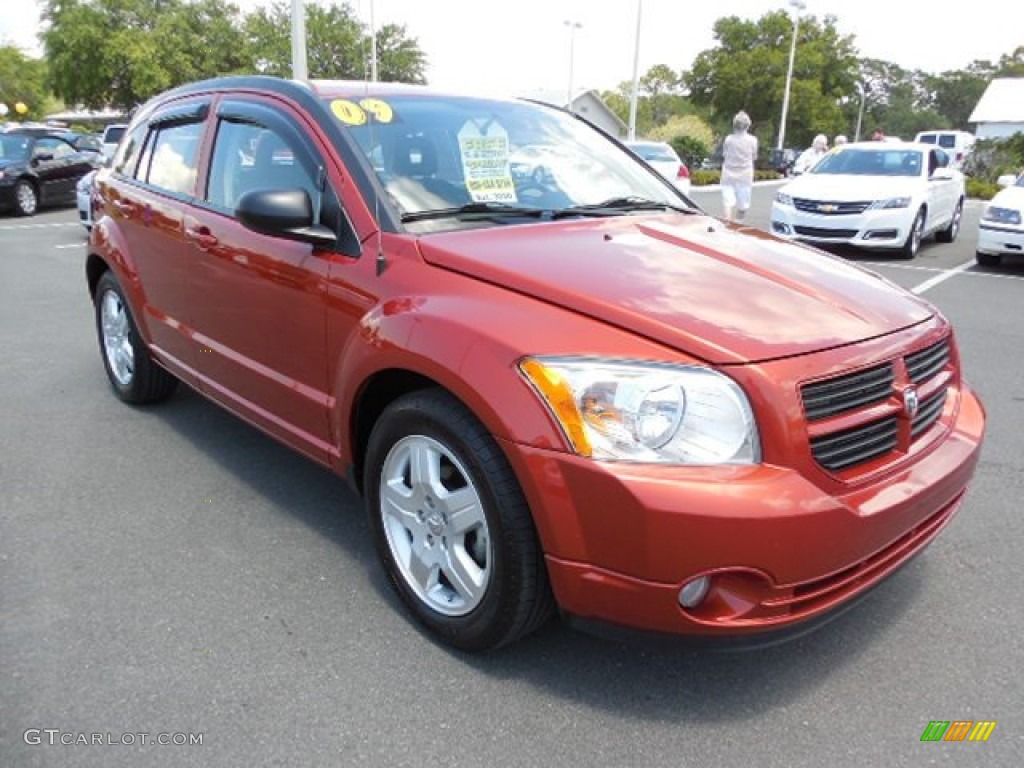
top-left (416, 214), bottom-right (934, 364)
top-left (782, 174), bottom-right (920, 201)
top-left (990, 185), bottom-right (1024, 210)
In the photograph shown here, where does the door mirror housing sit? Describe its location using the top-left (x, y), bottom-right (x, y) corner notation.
top-left (32, 151), bottom-right (54, 163)
top-left (236, 188), bottom-right (337, 247)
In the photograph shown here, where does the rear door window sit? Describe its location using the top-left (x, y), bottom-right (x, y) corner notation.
top-left (137, 122), bottom-right (203, 196)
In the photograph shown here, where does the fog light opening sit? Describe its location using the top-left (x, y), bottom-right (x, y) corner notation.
top-left (678, 576), bottom-right (711, 609)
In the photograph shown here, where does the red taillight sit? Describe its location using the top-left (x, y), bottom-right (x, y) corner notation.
top-left (677, 164), bottom-right (690, 179)
top-left (956, 152), bottom-right (963, 162)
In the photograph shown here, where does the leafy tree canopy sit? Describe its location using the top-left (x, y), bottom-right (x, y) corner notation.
top-left (0, 45), bottom-right (51, 119)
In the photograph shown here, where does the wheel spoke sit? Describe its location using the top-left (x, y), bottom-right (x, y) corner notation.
top-left (445, 487), bottom-right (485, 535)
top-left (408, 547), bottom-right (438, 592)
top-left (380, 479), bottom-right (422, 532)
top-left (409, 440), bottom-right (440, 494)
top-left (442, 547), bottom-right (485, 604)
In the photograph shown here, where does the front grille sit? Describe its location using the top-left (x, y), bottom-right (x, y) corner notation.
top-left (810, 417), bottom-right (899, 472)
top-left (801, 363), bottom-right (894, 421)
top-left (906, 337), bottom-right (950, 384)
top-left (912, 390), bottom-right (947, 438)
top-left (801, 334), bottom-right (954, 475)
top-left (793, 198), bottom-right (871, 215)
top-left (794, 225), bottom-right (859, 239)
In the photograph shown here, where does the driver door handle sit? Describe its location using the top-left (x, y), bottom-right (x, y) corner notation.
top-left (185, 226), bottom-right (219, 250)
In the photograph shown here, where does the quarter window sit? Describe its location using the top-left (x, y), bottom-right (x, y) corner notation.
top-left (113, 124), bottom-right (147, 176)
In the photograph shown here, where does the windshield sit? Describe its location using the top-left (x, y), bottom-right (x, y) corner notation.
top-left (324, 93), bottom-right (691, 230)
top-left (629, 143), bottom-right (678, 163)
top-left (812, 147), bottom-right (923, 177)
top-left (0, 134), bottom-right (31, 162)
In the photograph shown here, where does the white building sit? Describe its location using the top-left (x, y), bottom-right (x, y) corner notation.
top-left (969, 78), bottom-right (1024, 139)
top-left (520, 89), bottom-right (628, 139)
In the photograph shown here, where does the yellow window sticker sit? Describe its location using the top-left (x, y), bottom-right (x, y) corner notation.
top-left (457, 119), bottom-right (517, 204)
top-left (331, 99), bottom-right (367, 126)
top-left (358, 98), bottom-right (394, 124)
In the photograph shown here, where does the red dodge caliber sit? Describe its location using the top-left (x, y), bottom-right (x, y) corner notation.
top-left (87, 77), bottom-right (985, 650)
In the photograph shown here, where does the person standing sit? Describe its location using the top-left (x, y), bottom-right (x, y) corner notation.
top-left (794, 133), bottom-right (829, 175)
top-left (834, 134), bottom-right (848, 146)
top-left (720, 111), bottom-right (758, 222)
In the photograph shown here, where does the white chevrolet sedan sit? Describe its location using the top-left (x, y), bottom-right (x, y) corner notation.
top-left (770, 142), bottom-right (965, 259)
top-left (976, 171), bottom-right (1024, 267)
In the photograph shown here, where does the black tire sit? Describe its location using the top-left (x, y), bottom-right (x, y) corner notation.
top-left (975, 251), bottom-right (1002, 268)
top-left (94, 270), bottom-right (178, 404)
top-left (935, 198), bottom-right (963, 243)
top-left (899, 208), bottom-right (926, 259)
top-left (364, 389), bottom-right (554, 651)
top-left (14, 179), bottom-right (38, 216)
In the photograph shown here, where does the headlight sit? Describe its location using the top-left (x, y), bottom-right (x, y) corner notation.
top-left (775, 192), bottom-right (793, 206)
top-left (519, 357), bottom-right (760, 465)
top-left (868, 197), bottom-right (911, 210)
top-left (983, 206), bottom-right (1022, 226)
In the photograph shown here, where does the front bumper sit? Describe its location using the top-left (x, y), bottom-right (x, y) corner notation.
top-left (76, 188), bottom-right (92, 229)
top-left (977, 222), bottom-right (1024, 257)
top-left (771, 202), bottom-right (912, 250)
top-left (502, 384), bottom-right (984, 640)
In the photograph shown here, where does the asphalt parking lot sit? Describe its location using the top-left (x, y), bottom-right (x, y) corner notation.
top-left (2, 193), bottom-right (1022, 767)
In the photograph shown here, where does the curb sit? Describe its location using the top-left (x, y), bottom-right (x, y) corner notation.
top-left (688, 179), bottom-right (788, 193)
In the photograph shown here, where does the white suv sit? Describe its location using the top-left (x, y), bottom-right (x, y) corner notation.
top-left (914, 130), bottom-right (975, 169)
top-left (99, 124), bottom-right (127, 160)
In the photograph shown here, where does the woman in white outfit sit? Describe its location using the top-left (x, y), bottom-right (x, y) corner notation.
top-left (794, 133), bottom-right (829, 175)
top-left (720, 111), bottom-right (758, 222)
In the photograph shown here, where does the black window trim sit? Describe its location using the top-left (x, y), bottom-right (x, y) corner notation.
top-left (205, 98), bottom-right (359, 256)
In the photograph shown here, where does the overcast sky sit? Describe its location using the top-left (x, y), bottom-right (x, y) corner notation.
top-left (3, 0), bottom-right (1021, 95)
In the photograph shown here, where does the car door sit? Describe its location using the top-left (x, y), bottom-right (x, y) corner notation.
top-left (29, 137), bottom-right (72, 201)
top-left (99, 102), bottom-right (209, 381)
top-left (927, 149), bottom-right (956, 228)
top-left (182, 97), bottom-right (353, 462)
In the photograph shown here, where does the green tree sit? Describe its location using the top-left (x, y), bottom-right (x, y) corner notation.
top-left (685, 11), bottom-right (859, 149)
top-left (246, 1), bottom-right (426, 83)
top-left (41, 0), bottom-right (250, 110)
top-left (0, 45), bottom-right (51, 120)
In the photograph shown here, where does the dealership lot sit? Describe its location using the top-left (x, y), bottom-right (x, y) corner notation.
top-left (2, 196), bottom-right (1022, 766)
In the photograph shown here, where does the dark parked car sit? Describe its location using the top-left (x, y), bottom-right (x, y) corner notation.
top-left (0, 131), bottom-right (97, 215)
top-left (86, 76), bottom-right (984, 651)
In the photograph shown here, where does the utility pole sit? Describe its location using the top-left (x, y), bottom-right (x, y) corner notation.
top-left (628, 0), bottom-right (643, 141)
top-left (291, 0), bottom-right (308, 80)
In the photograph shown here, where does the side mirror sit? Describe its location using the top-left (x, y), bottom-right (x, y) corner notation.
top-left (33, 151), bottom-right (54, 163)
top-left (236, 188), bottom-right (337, 247)
top-left (997, 174), bottom-right (1017, 188)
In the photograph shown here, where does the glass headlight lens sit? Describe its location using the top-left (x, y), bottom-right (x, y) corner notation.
top-left (775, 192), bottom-right (793, 206)
top-left (869, 197), bottom-right (911, 210)
top-left (520, 358), bottom-right (760, 465)
top-left (983, 206), bottom-right (1022, 225)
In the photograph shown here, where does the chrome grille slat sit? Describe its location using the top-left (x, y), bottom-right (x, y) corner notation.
top-left (801, 363), bottom-right (894, 421)
top-left (811, 418), bottom-right (899, 471)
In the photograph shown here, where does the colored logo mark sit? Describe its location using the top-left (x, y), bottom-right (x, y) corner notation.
top-left (920, 720), bottom-right (996, 742)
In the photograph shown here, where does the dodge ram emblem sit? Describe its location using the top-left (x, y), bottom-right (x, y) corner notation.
top-left (903, 387), bottom-right (920, 418)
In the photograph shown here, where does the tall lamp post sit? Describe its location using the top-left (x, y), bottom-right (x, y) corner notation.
top-left (776, 0), bottom-right (806, 150)
top-left (854, 81), bottom-right (866, 142)
top-left (291, 0), bottom-right (307, 80)
top-left (627, 0), bottom-right (643, 141)
top-left (564, 20), bottom-right (583, 111)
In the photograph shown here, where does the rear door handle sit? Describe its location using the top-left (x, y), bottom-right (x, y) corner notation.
top-left (112, 199), bottom-right (138, 215)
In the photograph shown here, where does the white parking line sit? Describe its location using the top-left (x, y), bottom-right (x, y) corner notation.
top-left (54, 243), bottom-right (83, 249)
top-left (860, 261), bottom-right (1024, 283)
top-left (910, 259), bottom-right (978, 294)
top-left (0, 222), bottom-right (81, 230)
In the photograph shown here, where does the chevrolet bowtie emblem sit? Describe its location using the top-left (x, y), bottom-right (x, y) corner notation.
top-left (818, 203), bottom-right (838, 212)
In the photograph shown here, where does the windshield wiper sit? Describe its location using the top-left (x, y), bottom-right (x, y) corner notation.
top-left (400, 202), bottom-right (550, 223)
top-left (552, 196), bottom-right (696, 218)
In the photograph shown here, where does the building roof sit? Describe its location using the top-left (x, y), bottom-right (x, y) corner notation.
top-left (969, 78), bottom-right (1024, 124)
top-left (519, 88), bottom-right (628, 133)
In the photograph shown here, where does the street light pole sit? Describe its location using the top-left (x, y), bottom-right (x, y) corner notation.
top-left (854, 81), bottom-right (866, 142)
top-left (564, 20), bottom-right (583, 111)
top-left (627, 0), bottom-right (643, 141)
top-left (291, 0), bottom-right (308, 80)
top-left (777, 0), bottom-right (806, 151)
top-left (369, 0), bottom-right (378, 82)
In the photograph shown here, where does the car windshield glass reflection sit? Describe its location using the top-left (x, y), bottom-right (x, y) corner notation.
top-left (325, 94), bottom-right (691, 229)
top-left (813, 148), bottom-right (923, 177)
top-left (0, 135), bottom-right (31, 161)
